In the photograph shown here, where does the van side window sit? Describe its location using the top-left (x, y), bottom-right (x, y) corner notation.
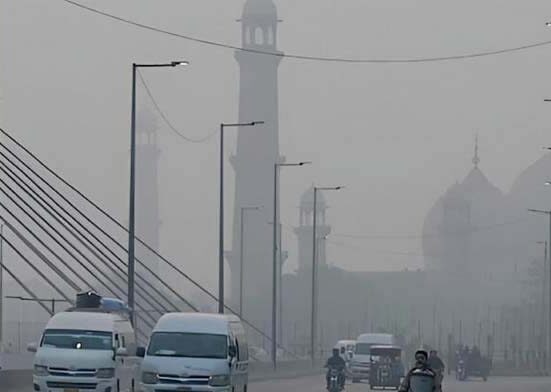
top-left (230, 322), bottom-right (248, 361)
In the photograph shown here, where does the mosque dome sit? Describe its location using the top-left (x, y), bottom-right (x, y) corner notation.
top-left (422, 140), bottom-right (505, 272)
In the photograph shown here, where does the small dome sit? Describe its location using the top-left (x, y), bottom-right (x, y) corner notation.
top-left (300, 186), bottom-right (327, 208)
top-left (243, 0), bottom-right (277, 16)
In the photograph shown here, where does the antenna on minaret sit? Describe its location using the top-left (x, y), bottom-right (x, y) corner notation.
top-left (472, 133), bottom-right (480, 168)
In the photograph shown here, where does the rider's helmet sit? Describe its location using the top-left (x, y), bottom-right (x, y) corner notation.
top-left (332, 348), bottom-right (340, 356)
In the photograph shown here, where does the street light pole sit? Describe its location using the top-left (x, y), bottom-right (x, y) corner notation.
top-left (218, 121), bottom-right (264, 314)
top-left (239, 206), bottom-right (260, 318)
top-left (537, 240), bottom-right (548, 353)
top-left (311, 186), bottom-right (343, 364)
top-left (529, 207), bottom-right (551, 363)
top-left (127, 61), bottom-right (188, 322)
top-left (271, 161), bottom-right (310, 369)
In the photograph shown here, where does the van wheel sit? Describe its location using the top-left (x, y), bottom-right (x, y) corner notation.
top-left (244, 385), bottom-right (248, 392)
top-left (116, 379), bottom-right (120, 392)
top-left (131, 379), bottom-right (135, 392)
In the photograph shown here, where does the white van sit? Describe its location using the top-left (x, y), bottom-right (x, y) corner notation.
top-left (335, 340), bottom-right (356, 360)
top-left (137, 313), bottom-right (248, 392)
top-left (350, 333), bottom-right (395, 383)
top-left (29, 304), bottom-right (138, 392)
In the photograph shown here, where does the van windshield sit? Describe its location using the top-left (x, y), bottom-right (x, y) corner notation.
top-left (355, 343), bottom-right (374, 355)
top-left (41, 329), bottom-right (113, 350)
top-left (147, 332), bottom-right (228, 359)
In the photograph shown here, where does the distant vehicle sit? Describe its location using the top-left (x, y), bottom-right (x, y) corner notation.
top-left (368, 345), bottom-right (404, 390)
top-left (335, 340), bottom-right (356, 361)
top-left (350, 333), bottom-right (396, 383)
top-left (137, 312), bottom-right (249, 392)
top-left (28, 292), bottom-right (138, 392)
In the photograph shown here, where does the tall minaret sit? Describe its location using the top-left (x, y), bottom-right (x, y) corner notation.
top-left (135, 106), bottom-right (161, 280)
top-left (294, 187), bottom-right (331, 271)
top-left (229, 0), bottom-right (283, 324)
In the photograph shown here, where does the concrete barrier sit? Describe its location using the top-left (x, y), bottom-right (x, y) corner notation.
top-left (1, 369), bottom-right (33, 391)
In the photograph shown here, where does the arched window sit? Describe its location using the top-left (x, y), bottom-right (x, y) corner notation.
top-left (254, 27), bottom-right (264, 45)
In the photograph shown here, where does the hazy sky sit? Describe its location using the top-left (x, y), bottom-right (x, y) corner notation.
top-left (2, 0), bottom-right (551, 291)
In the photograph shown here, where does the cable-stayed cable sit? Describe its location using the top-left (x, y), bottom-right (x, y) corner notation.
top-left (62, 0), bottom-right (551, 64)
top-left (0, 261), bottom-right (54, 315)
top-left (0, 127), bottom-right (297, 356)
top-left (0, 173), bottom-right (160, 328)
top-left (0, 162), bottom-right (174, 317)
top-left (0, 146), bottom-right (198, 312)
top-left (0, 230), bottom-right (73, 304)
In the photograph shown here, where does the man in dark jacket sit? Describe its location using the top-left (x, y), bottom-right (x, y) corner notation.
top-left (399, 350), bottom-right (442, 392)
top-left (428, 350), bottom-right (445, 384)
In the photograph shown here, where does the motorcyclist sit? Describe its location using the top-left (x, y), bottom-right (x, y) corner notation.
top-left (325, 348), bottom-right (346, 390)
top-left (428, 350), bottom-right (445, 384)
top-left (398, 350), bottom-right (441, 392)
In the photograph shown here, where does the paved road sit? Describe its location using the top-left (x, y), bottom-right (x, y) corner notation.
top-left (251, 375), bottom-right (551, 392)
top-left (7, 374), bottom-right (551, 392)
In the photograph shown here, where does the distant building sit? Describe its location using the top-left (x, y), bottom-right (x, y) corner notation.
top-left (228, 0), bottom-right (283, 328)
top-left (423, 137), bottom-right (506, 284)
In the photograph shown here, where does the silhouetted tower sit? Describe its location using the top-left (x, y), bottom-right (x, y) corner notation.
top-left (294, 187), bottom-right (331, 271)
top-left (229, 0), bottom-right (283, 324)
top-left (135, 107), bottom-right (161, 280)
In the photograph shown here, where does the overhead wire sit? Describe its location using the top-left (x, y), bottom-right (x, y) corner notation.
top-left (137, 70), bottom-right (217, 143)
top-left (61, 0), bottom-right (551, 64)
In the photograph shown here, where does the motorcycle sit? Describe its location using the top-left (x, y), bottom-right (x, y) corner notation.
top-left (327, 367), bottom-right (345, 392)
top-left (456, 359), bottom-right (467, 381)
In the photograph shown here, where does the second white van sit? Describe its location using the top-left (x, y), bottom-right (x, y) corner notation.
top-left (138, 313), bottom-right (248, 392)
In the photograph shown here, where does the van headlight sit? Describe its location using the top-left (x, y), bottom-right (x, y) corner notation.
top-left (141, 371), bottom-right (159, 384)
top-left (33, 365), bottom-right (49, 376)
top-left (97, 368), bottom-right (115, 379)
top-left (209, 374), bottom-right (230, 387)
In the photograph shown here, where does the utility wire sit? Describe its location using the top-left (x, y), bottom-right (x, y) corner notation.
top-left (330, 217), bottom-right (528, 240)
top-left (137, 70), bottom-right (217, 143)
top-left (0, 127), bottom-right (298, 357)
top-left (62, 0), bottom-right (551, 64)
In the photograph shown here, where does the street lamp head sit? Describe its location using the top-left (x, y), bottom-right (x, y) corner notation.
top-left (250, 121), bottom-right (265, 126)
top-left (171, 61), bottom-right (190, 66)
top-left (299, 161), bottom-right (312, 166)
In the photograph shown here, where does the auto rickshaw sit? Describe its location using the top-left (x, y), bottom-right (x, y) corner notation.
top-left (368, 345), bottom-right (404, 390)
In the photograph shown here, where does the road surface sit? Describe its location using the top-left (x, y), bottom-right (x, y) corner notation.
top-left (8, 374), bottom-right (551, 392)
top-left (252, 375), bottom-right (551, 392)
